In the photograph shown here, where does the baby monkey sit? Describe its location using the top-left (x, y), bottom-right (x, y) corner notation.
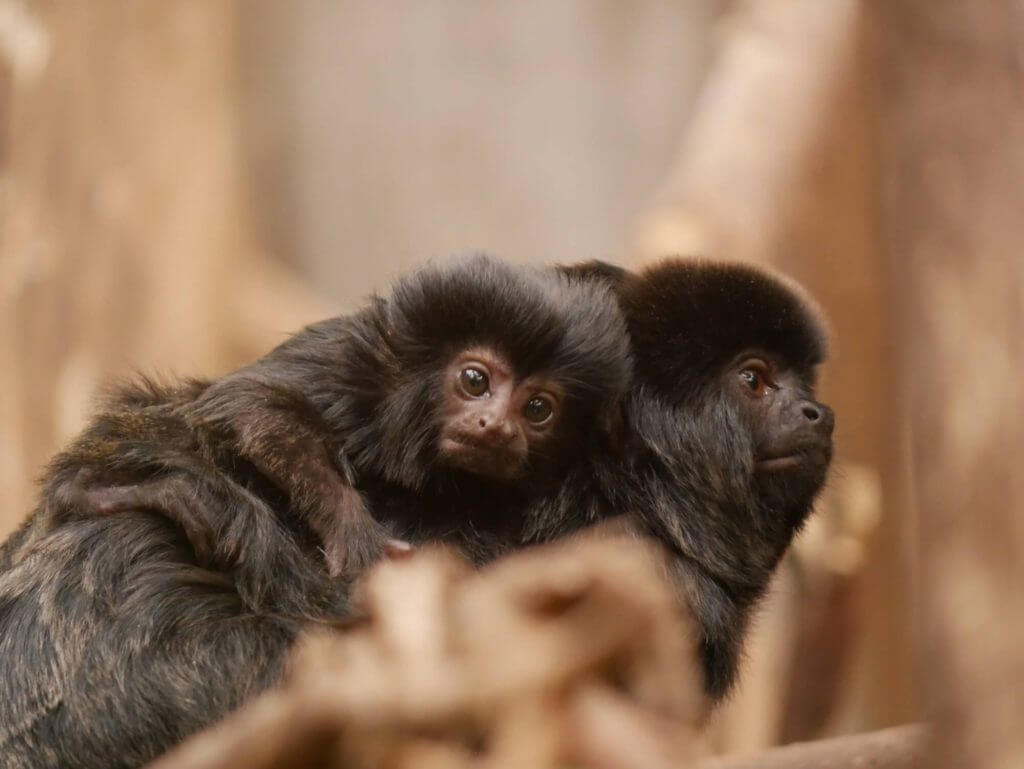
top-left (39, 255), bottom-right (632, 585)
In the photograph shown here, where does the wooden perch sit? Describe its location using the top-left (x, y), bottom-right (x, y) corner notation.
top-left (149, 531), bottom-right (931, 769)
top-left (150, 534), bottom-right (709, 769)
top-left (695, 725), bottom-right (929, 769)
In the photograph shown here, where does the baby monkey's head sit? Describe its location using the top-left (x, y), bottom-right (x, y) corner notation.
top-left (383, 254), bottom-right (632, 487)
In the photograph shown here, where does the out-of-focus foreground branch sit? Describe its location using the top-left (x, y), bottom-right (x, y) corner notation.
top-left (149, 534), bottom-right (924, 769)
top-left (694, 726), bottom-right (928, 769)
top-left (150, 534), bottom-right (709, 769)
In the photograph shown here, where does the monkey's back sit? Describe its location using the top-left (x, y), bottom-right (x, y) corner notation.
top-left (0, 376), bottom-right (347, 768)
top-left (0, 512), bottom-right (303, 768)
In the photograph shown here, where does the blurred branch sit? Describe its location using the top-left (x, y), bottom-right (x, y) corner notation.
top-left (151, 535), bottom-right (709, 769)
top-left (695, 725), bottom-right (929, 769)
top-left (148, 535), bottom-right (930, 769)
top-left (632, 0), bottom-right (862, 263)
top-left (0, 2), bottom-right (331, 537)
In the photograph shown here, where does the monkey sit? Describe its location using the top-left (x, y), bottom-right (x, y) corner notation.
top-left (219, 254), bottom-right (629, 574)
top-left (0, 254), bottom-right (633, 768)
top-left (0, 253), bottom-right (828, 767)
top-left (29, 254), bottom-right (631, 582)
top-left (528, 258), bottom-right (835, 700)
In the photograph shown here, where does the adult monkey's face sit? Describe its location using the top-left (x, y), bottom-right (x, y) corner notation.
top-left (615, 257), bottom-right (835, 554)
top-left (724, 350), bottom-right (834, 522)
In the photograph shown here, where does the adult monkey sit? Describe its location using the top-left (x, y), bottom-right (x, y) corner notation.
top-left (533, 258), bottom-right (835, 699)
top-left (0, 255), bottom-right (631, 769)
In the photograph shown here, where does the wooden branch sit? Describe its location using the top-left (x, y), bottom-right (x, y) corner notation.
top-left (694, 725), bottom-right (929, 769)
top-left (632, 0), bottom-right (863, 264)
top-left (151, 536), bottom-right (709, 769)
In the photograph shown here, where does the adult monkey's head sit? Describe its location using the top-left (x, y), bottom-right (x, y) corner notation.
top-left (619, 259), bottom-right (833, 572)
top-left (622, 259), bottom-right (831, 540)
top-left (561, 257), bottom-right (834, 698)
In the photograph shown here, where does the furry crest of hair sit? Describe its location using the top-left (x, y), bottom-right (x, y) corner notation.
top-left (619, 259), bottom-right (827, 402)
top-left (302, 254), bottom-right (633, 488)
top-left (385, 254), bottom-right (633, 399)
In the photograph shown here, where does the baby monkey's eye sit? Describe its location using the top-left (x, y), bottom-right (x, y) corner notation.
top-left (459, 367), bottom-right (489, 397)
top-left (523, 396), bottom-right (554, 425)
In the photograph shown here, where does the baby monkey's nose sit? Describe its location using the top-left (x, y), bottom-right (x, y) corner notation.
top-left (477, 416), bottom-right (517, 444)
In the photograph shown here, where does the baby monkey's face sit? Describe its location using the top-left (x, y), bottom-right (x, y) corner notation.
top-left (437, 347), bottom-right (564, 480)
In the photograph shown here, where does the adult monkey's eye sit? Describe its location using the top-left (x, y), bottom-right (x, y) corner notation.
top-left (738, 361), bottom-right (771, 397)
top-left (459, 367), bottom-right (489, 397)
top-left (739, 369), bottom-right (762, 390)
top-left (523, 396), bottom-right (554, 424)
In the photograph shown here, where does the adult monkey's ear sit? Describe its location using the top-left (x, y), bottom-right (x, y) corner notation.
top-left (595, 400), bottom-right (628, 458)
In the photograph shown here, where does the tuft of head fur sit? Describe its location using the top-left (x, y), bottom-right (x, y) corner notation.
top-left (556, 259), bottom-right (630, 288)
top-left (618, 259), bottom-right (827, 405)
top-left (285, 254), bottom-right (632, 490)
top-left (386, 254), bottom-right (632, 400)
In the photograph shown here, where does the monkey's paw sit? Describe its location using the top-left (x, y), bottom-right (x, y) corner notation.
top-left (324, 516), bottom-right (411, 581)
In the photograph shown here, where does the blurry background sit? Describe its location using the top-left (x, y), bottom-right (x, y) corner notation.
top-left (1, 1), bottom-right (1020, 765)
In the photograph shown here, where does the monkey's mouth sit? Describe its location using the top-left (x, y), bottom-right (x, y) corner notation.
top-left (755, 455), bottom-right (803, 472)
top-left (438, 437), bottom-right (526, 480)
top-left (755, 446), bottom-right (830, 473)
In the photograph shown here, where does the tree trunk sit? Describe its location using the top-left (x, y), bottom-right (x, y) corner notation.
top-left (0, 1), bottom-right (327, 538)
top-left (875, 2), bottom-right (1024, 767)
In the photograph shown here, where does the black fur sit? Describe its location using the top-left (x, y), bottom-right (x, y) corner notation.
top-left (619, 260), bottom-right (826, 404)
top-left (0, 254), bottom-right (631, 768)
top-left (0, 253), bottom-right (828, 766)
top-left (538, 258), bottom-right (833, 699)
top-left (267, 254), bottom-right (632, 491)
top-left (0, 514), bottom-right (300, 769)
